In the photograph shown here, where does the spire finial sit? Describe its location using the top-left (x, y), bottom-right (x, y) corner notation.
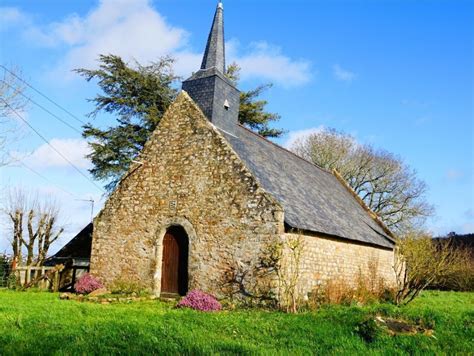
top-left (200, 1), bottom-right (225, 73)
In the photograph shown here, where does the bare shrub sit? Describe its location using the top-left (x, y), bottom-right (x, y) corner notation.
top-left (429, 245), bottom-right (473, 291)
top-left (394, 232), bottom-right (472, 305)
top-left (276, 234), bottom-right (305, 313)
top-left (221, 258), bottom-right (277, 308)
top-left (221, 233), bottom-right (305, 312)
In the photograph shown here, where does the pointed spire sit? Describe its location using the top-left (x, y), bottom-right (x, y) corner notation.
top-left (201, 1), bottom-right (225, 73)
top-left (182, 1), bottom-right (239, 134)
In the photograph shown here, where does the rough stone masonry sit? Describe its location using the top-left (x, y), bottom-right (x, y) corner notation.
top-left (90, 92), bottom-right (285, 296)
top-left (89, 2), bottom-right (397, 302)
top-left (90, 92), bottom-right (396, 299)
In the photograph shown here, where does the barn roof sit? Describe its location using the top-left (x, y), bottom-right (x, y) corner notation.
top-left (221, 125), bottom-right (395, 249)
top-left (44, 223), bottom-right (93, 266)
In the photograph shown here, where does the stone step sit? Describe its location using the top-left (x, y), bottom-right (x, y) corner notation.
top-left (160, 292), bottom-right (180, 301)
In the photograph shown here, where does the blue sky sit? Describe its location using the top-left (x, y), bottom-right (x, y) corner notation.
top-left (0, 0), bottom-right (473, 252)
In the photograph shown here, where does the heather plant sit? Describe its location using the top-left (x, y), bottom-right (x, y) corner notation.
top-left (177, 290), bottom-right (222, 312)
top-left (74, 273), bottom-right (104, 294)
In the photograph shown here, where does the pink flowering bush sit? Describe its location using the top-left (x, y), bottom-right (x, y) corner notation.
top-left (177, 290), bottom-right (222, 312)
top-left (74, 273), bottom-right (104, 294)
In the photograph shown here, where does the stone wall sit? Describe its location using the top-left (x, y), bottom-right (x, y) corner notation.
top-left (284, 232), bottom-right (396, 298)
top-left (90, 92), bottom-right (284, 296)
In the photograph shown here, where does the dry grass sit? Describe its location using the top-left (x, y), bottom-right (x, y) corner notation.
top-left (307, 259), bottom-right (395, 308)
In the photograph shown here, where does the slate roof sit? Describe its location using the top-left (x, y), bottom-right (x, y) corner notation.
top-left (201, 1), bottom-right (225, 73)
top-left (222, 125), bottom-right (395, 249)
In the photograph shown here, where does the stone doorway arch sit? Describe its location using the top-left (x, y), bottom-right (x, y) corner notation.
top-left (161, 226), bottom-right (188, 296)
top-left (153, 217), bottom-right (196, 296)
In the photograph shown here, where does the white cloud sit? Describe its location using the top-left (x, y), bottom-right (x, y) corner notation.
top-left (461, 222), bottom-right (474, 233)
top-left (445, 169), bottom-right (464, 181)
top-left (10, 0), bottom-right (312, 86)
top-left (19, 138), bottom-right (91, 170)
top-left (0, 7), bottom-right (28, 29)
top-left (427, 215), bottom-right (471, 237)
top-left (227, 40), bottom-right (312, 87)
top-left (26, 0), bottom-right (190, 78)
top-left (333, 64), bottom-right (356, 82)
top-left (283, 126), bottom-right (325, 149)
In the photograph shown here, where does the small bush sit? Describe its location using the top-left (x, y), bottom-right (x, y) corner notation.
top-left (429, 246), bottom-right (474, 292)
top-left (355, 317), bottom-right (381, 343)
top-left (7, 273), bottom-right (18, 290)
top-left (110, 278), bottom-right (150, 296)
top-left (74, 273), bottom-right (104, 294)
top-left (177, 290), bottom-right (222, 312)
top-left (0, 254), bottom-right (12, 288)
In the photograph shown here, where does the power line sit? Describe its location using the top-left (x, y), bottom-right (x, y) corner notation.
top-left (0, 79), bottom-right (82, 134)
top-left (0, 64), bottom-right (86, 125)
top-left (0, 97), bottom-right (105, 193)
top-left (9, 155), bottom-right (97, 222)
top-left (10, 156), bottom-right (78, 198)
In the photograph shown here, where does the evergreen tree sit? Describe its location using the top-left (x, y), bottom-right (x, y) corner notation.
top-left (226, 63), bottom-right (284, 138)
top-left (77, 55), bottom-right (284, 192)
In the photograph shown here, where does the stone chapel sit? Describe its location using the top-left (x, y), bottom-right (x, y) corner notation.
top-left (51, 2), bottom-right (397, 300)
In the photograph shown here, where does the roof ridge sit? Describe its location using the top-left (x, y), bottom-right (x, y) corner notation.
top-left (236, 124), bottom-right (334, 175)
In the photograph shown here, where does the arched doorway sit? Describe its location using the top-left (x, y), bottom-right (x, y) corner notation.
top-left (161, 226), bottom-right (189, 296)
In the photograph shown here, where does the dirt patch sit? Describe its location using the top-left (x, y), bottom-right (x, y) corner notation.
top-left (375, 316), bottom-right (435, 337)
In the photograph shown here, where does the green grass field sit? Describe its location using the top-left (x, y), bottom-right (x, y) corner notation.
top-left (0, 290), bottom-right (472, 355)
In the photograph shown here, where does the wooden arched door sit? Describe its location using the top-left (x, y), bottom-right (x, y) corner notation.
top-left (161, 226), bottom-right (189, 296)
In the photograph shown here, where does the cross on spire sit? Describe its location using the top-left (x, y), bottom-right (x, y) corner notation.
top-left (201, 1), bottom-right (225, 73)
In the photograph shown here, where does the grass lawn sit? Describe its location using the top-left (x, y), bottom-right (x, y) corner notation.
top-left (0, 290), bottom-right (472, 355)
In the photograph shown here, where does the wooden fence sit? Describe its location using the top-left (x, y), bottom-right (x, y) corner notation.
top-left (14, 266), bottom-right (62, 291)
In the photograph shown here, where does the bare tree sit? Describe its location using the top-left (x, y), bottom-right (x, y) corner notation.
top-left (4, 188), bottom-right (27, 265)
top-left (290, 129), bottom-right (433, 233)
top-left (0, 65), bottom-right (28, 166)
top-left (35, 203), bottom-right (64, 266)
top-left (2, 188), bottom-right (64, 266)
